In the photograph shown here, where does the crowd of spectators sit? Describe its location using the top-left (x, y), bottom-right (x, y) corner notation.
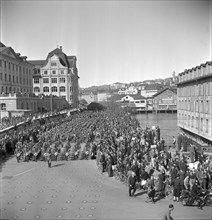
top-left (0, 108), bottom-right (212, 208)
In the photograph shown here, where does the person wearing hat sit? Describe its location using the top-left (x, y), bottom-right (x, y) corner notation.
top-left (162, 204), bottom-right (174, 220)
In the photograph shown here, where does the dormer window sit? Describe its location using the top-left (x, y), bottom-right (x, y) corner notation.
top-left (51, 62), bottom-right (57, 66)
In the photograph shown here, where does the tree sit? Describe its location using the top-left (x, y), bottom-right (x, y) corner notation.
top-left (87, 102), bottom-right (106, 111)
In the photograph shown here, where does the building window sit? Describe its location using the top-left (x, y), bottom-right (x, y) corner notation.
top-left (61, 96), bottom-right (66, 99)
top-left (60, 86), bottom-right (66, 92)
top-left (191, 116), bottom-right (194, 128)
top-left (44, 70), bottom-right (48, 75)
top-left (13, 75), bottom-right (15, 82)
top-left (51, 78), bottom-right (57, 83)
top-left (5, 74), bottom-right (7, 81)
top-left (200, 118), bottom-right (203, 131)
top-left (0, 103), bottom-right (6, 110)
top-left (195, 101), bottom-right (198, 112)
top-left (60, 78), bottom-right (65, 83)
top-left (43, 87), bottom-right (49, 92)
top-left (0, 60), bottom-right (2, 67)
top-left (60, 70), bottom-right (64, 74)
top-left (34, 78), bottom-right (39, 84)
top-left (0, 73), bottom-right (2, 80)
top-left (51, 62), bottom-right (57, 66)
top-left (196, 117), bottom-right (198, 129)
top-left (43, 78), bottom-right (49, 83)
top-left (9, 75), bottom-right (11, 82)
top-left (52, 70), bottom-right (56, 74)
top-left (206, 119), bottom-right (209, 133)
top-left (34, 87), bottom-right (40, 93)
top-left (51, 86), bottom-right (57, 92)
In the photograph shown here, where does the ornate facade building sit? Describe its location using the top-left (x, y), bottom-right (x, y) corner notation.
top-left (177, 61), bottom-right (212, 147)
top-left (29, 47), bottom-right (79, 108)
top-left (0, 42), bottom-right (69, 118)
top-left (0, 42), bottom-right (33, 94)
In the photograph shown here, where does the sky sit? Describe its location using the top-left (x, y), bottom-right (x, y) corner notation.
top-left (1, 0), bottom-right (212, 88)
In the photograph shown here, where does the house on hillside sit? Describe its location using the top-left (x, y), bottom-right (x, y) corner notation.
top-left (118, 85), bottom-right (138, 95)
top-left (140, 84), bottom-right (164, 97)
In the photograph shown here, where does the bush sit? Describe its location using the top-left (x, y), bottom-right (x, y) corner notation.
top-left (87, 102), bottom-right (106, 111)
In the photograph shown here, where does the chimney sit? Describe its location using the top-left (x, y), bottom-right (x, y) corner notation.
top-left (60, 46), bottom-right (62, 51)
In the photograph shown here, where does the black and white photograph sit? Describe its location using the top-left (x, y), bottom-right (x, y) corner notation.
top-left (0, 0), bottom-right (212, 219)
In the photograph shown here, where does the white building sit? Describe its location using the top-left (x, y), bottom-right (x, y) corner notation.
top-left (118, 85), bottom-right (138, 95)
top-left (29, 47), bottom-right (79, 108)
top-left (0, 42), bottom-right (33, 94)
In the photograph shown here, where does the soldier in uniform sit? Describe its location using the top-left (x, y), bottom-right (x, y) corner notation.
top-left (46, 149), bottom-right (52, 168)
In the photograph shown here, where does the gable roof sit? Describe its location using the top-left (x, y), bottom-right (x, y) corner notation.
top-left (111, 94), bottom-right (146, 102)
top-left (28, 48), bottom-right (77, 69)
top-left (153, 87), bottom-right (177, 97)
top-left (0, 43), bottom-right (31, 64)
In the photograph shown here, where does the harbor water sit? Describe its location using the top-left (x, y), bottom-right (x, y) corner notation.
top-left (135, 113), bottom-right (180, 146)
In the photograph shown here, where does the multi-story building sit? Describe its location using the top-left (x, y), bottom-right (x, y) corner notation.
top-left (177, 61), bottom-right (212, 147)
top-left (153, 87), bottom-right (177, 112)
top-left (0, 43), bottom-right (69, 118)
top-left (29, 46), bottom-right (79, 108)
top-left (0, 42), bottom-right (33, 94)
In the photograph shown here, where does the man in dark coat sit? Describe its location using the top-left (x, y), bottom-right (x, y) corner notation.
top-left (190, 181), bottom-right (205, 209)
top-left (172, 174), bottom-right (181, 202)
top-left (128, 172), bottom-right (136, 197)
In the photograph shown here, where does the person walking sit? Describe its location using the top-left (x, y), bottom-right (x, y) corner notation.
top-left (172, 174), bottom-right (181, 202)
top-left (128, 172), bottom-right (137, 197)
top-left (162, 204), bottom-right (174, 220)
top-left (172, 136), bottom-right (176, 148)
top-left (46, 149), bottom-right (52, 168)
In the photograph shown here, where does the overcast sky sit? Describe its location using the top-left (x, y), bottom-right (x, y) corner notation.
top-left (1, 0), bottom-right (211, 88)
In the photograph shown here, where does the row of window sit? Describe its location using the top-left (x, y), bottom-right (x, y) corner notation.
top-left (178, 112), bottom-right (210, 134)
top-left (178, 99), bottom-right (211, 114)
top-left (34, 86), bottom-right (67, 93)
top-left (34, 77), bottom-right (66, 84)
top-left (40, 69), bottom-right (65, 75)
top-left (0, 72), bottom-right (32, 86)
top-left (178, 81), bottom-right (212, 97)
top-left (0, 86), bottom-right (32, 94)
top-left (0, 59), bottom-right (32, 75)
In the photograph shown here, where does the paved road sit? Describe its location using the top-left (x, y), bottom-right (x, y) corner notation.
top-left (0, 158), bottom-right (211, 219)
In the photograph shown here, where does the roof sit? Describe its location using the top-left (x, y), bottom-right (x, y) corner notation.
top-left (28, 48), bottom-right (77, 70)
top-left (111, 94), bottom-right (146, 101)
top-left (178, 61), bottom-right (212, 76)
top-left (153, 87), bottom-right (177, 97)
top-left (28, 60), bottom-right (46, 67)
top-left (0, 42), bottom-right (32, 64)
top-left (0, 42), bottom-right (6, 47)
